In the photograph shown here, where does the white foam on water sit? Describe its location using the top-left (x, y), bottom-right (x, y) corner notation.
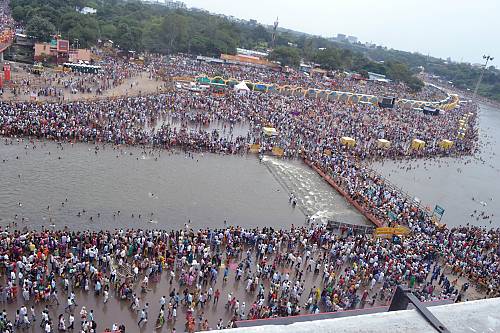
top-left (263, 156), bottom-right (368, 226)
top-left (310, 210), bottom-right (331, 221)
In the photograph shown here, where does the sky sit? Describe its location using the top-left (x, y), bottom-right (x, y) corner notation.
top-left (182, 0), bottom-right (498, 66)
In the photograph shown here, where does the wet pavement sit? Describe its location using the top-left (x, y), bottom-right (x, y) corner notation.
top-left (0, 236), bottom-right (477, 333)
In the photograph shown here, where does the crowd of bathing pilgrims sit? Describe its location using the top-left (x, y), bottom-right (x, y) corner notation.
top-left (0, 58), bottom-right (495, 330)
top-left (1, 54), bottom-right (477, 230)
top-left (0, 5), bottom-right (497, 331)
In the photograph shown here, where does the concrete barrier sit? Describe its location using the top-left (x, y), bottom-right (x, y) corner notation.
top-left (304, 159), bottom-right (384, 228)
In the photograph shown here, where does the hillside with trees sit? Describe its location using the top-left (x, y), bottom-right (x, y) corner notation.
top-left (326, 41), bottom-right (500, 102)
top-left (9, 0), bottom-right (500, 99)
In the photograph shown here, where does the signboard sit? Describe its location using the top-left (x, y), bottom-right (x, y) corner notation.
top-left (375, 226), bottom-right (410, 237)
top-left (388, 211), bottom-right (398, 221)
top-left (3, 64), bottom-right (11, 81)
top-left (434, 205), bottom-right (445, 216)
top-left (57, 39), bottom-right (69, 52)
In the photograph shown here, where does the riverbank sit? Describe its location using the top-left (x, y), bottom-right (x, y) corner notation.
top-left (303, 159), bottom-right (383, 228)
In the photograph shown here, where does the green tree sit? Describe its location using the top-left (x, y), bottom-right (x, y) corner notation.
top-left (269, 46), bottom-right (300, 67)
top-left (11, 6), bottom-right (26, 22)
top-left (189, 34), bottom-right (211, 55)
top-left (313, 48), bottom-right (343, 70)
top-left (384, 61), bottom-right (423, 91)
top-left (142, 21), bottom-right (164, 53)
top-left (100, 24), bottom-right (117, 40)
top-left (161, 13), bottom-right (189, 52)
top-left (115, 21), bottom-right (142, 51)
top-left (26, 15), bottom-right (56, 41)
top-left (211, 28), bottom-right (237, 55)
top-left (251, 25), bottom-right (270, 42)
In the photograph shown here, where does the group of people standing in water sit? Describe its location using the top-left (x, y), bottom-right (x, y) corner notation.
top-left (0, 8), bottom-right (496, 331)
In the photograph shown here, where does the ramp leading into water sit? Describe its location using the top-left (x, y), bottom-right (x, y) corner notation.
top-left (262, 156), bottom-right (368, 226)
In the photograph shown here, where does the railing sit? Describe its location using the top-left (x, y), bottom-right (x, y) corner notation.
top-left (326, 220), bottom-right (375, 235)
top-left (360, 162), bottom-right (434, 220)
top-left (303, 159), bottom-right (384, 228)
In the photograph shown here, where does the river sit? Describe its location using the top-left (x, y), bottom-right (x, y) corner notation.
top-left (2, 104), bottom-right (497, 231)
top-left (0, 139), bottom-right (368, 231)
top-left (370, 103), bottom-right (500, 228)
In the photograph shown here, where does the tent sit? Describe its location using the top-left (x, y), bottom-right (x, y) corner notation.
top-left (234, 81), bottom-right (250, 92)
top-left (377, 139), bottom-right (391, 149)
top-left (196, 76), bottom-right (211, 84)
top-left (411, 139), bottom-right (425, 150)
top-left (340, 136), bottom-right (356, 147)
top-left (272, 147), bottom-right (284, 156)
top-left (439, 139), bottom-right (454, 149)
top-left (263, 127), bottom-right (278, 136)
top-left (249, 144), bottom-right (261, 153)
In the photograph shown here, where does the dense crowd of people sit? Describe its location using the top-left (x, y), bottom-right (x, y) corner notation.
top-left (0, 2), bottom-right (496, 333)
top-left (6, 55), bottom-right (149, 101)
top-left (0, 129), bottom-right (496, 333)
top-left (161, 55), bottom-right (448, 102)
top-left (0, 221), bottom-right (497, 332)
top-left (0, 0), bottom-right (14, 35)
top-left (0, 69), bottom-right (479, 231)
top-left (0, 87), bottom-right (477, 158)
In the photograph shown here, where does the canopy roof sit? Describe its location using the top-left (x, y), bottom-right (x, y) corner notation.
top-left (263, 127), bottom-right (278, 136)
top-left (234, 81), bottom-right (250, 91)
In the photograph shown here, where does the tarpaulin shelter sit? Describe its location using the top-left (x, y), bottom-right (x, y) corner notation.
top-left (439, 139), bottom-right (454, 149)
top-left (263, 127), bottom-right (278, 136)
top-left (340, 136), bottom-right (356, 147)
top-left (377, 139), bottom-right (391, 149)
top-left (411, 139), bottom-right (425, 150)
top-left (234, 81), bottom-right (250, 92)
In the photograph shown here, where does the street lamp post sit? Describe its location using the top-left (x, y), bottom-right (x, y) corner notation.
top-left (472, 55), bottom-right (494, 103)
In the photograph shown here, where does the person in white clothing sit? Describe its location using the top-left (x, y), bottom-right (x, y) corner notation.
top-left (68, 314), bottom-right (75, 330)
top-left (44, 321), bottom-right (52, 333)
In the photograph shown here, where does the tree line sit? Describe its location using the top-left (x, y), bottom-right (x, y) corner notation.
top-left (327, 40), bottom-right (500, 102)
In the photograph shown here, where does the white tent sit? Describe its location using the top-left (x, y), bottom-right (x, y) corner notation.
top-left (234, 81), bottom-right (250, 92)
top-left (263, 127), bottom-right (278, 136)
